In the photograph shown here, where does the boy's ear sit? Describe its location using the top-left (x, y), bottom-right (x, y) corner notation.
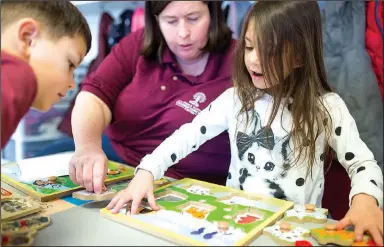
top-left (16, 18), bottom-right (40, 59)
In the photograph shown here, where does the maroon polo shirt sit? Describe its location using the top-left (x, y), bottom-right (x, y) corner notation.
top-left (82, 28), bottom-right (235, 185)
top-left (1, 51), bottom-right (37, 149)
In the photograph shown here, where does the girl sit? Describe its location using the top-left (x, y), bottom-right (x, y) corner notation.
top-left (107, 2), bottom-right (383, 245)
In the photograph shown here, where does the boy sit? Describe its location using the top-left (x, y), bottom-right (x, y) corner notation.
top-left (1, 0), bottom-right (92, 148)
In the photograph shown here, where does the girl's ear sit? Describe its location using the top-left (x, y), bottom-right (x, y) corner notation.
top-left (15, 18), bottom-right (40, 59)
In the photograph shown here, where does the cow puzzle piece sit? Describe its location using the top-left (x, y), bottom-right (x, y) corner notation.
top-left (263, 221), bottom-right (310, 246)
top-left (283, 204), bottom-right (328, 224)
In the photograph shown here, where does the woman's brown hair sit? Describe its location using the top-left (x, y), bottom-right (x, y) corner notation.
top-left (141, 1), bottom-right (233, 62)
top-left (233, 1), bottom-right (333, 178)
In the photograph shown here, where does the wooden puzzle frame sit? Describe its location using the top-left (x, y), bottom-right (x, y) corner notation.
top-left (100, 178), bottom-right (294, 246)
top-left (1, 161), bottom-right (135, 202)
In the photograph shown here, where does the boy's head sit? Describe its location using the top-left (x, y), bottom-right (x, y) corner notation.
top-left (1, 0), bottom-right (92, 111)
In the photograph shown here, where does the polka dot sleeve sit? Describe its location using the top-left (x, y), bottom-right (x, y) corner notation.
top-left (135, 88), bottom-right (235, 180)
top-left (324, 93), bottom-right (383, 208)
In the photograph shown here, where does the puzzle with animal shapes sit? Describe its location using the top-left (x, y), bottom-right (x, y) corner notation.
top-left (283, 204), bottom-right (328, 224)
top-left (1, 195), bottom-right (41, 221)
top-left (101, 178), bottom-right (293, 246)
top-left (263, 221), bottom-right (311, 246)
top-left (2, 230), bottom-right (36, 246)
top-left (1, 215), bottom-right (51, 234)
top-left (1, 161), bottom-right (134, 201)
top-left (73, 178), bottom-right (172, 201)
top-left (311, 224), bottom-right (377, 246)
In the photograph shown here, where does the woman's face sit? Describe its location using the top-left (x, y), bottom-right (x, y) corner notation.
top-left (158, 1), bottom-right (210, 62)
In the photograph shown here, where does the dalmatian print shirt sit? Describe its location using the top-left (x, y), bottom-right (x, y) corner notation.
top-left (137, 88), bottom-right (383, 208)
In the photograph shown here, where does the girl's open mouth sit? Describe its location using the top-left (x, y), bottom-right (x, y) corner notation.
top-left (251, 71), bottom-right (263, 79)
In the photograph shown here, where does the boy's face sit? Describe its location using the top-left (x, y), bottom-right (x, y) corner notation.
top-left (29, 33), bottom-right (87, 111)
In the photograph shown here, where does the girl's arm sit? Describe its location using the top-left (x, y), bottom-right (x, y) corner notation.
top-left (325, 93), bottom-right (383, 208)
top-left (136, 88), bottom-right (235, 181)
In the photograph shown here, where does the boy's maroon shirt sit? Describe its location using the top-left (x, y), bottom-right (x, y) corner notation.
top-left (1, 51), bottom-right (37, 149)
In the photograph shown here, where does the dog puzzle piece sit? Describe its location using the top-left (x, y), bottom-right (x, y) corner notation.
top-left (283, 204), bottom-right (328, 224)
top-left (1, 215), bottom-right (51, 234)
top-left (311, 223), bottom-right (376, 246)
top-left (263, 221), bottom-right (310, 246)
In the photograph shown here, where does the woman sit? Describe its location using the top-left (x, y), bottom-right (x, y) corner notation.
top-left (69, 1), bottom-right (235, 194)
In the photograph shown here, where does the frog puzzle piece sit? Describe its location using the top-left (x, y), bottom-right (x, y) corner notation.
top-left (283, 204), bottom-right (328, 224)
top-left (263, 221), bottom-right (311, 246)
top-left (311, 223), bottom-right (377, 246)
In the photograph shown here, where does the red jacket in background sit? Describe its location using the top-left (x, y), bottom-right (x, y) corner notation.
top-left (366, 1), bottom-right (383, 100)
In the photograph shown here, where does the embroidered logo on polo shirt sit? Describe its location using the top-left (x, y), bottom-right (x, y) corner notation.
top-left (176, 92), bottom-right (207, 115)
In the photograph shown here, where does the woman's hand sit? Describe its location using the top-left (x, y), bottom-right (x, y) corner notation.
top-left (69, 144), bottom-right (108, 194)
top-left (106, 169), bottom-right (160, 214)
top-left (336, 193), bottom-right (383, 246)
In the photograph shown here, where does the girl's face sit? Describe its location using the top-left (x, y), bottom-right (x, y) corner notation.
top-left (244, 23), bottom-right (268, 89)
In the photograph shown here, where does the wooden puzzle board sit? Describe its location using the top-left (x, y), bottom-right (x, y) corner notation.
top-left (101, 178), bottom-right (294, 246)
top-left (2, 161), bottom-right (135, 202)
top-left (1, 188), bottom-right (41, 221)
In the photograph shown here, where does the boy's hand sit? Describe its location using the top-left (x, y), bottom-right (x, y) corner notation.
top-left (336, 193), bottom-right (383, 246)
top-left (106, 169), bottom-right (159, 214)
top-left (69, 145), bottom-right (108, 194)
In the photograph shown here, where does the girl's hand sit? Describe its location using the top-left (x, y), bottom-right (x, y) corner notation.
top-left (336, 193), bottom-right (383, 246)
top-left (106, 169), bottom-right (160, 214)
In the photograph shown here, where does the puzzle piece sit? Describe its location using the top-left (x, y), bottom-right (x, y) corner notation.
top-left (311, 224), bottom-right (376, 246)
top-left (1, 188), bottom-right (13, 197)
top-left (263, 221), bottom-right (310, 246)
top-left (1, 215), bottom-right (51, 234)
top-left (2, 230), bottom-right (36, 246)
top-left (1, 196), bottom-right (41, 221)
top-left (283, 204), bottom-right (328, 224)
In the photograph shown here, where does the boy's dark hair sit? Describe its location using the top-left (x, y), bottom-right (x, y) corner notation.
top-left (1, 0), bottom-right (92, 54)
top-left (141, 1), bottom-right (232, 62)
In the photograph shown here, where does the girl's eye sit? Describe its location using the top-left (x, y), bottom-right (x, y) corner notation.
top-left (69, 61), bottom-right (75, 69)
top-left (245, 46), bottom-right (253, 51)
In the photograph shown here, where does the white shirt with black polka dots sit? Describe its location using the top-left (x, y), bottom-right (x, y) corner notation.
top-left (137, 88), bottom-right (383, 208)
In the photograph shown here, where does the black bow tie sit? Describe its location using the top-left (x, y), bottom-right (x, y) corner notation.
top-left (236, 126), bottom-right (275, 160)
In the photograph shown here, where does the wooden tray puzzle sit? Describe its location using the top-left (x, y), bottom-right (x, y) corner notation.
top-left (101, 178), bottom-right (294, 246)
top-left (2, 161), bottom-right (135, 202)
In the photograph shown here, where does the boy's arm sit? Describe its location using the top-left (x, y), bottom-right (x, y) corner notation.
top-left (325, 93), bottom-right (383, 208)
top-left (136, 88), bottom-right (235, 181)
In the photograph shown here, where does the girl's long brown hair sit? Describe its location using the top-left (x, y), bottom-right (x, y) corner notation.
top-left (233, 1), bottom-right (334, 178)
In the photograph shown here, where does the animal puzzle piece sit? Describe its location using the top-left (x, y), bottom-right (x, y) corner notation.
top-left (1, 197), bottom-right (41, 221)
top-left (203, 231), bottom-right (218, 239)
top-left (33, 176), bottom-right (62, 188)
top-left (283, 204), bottom-right (328, 224)
top-left (311, 224), bottom-right (377, 246)
top-left (2, 230), bottom-right (36, 246)
top-left (72, 184), bottom-right (116, 201)
top-left (1, 216), bottom-right (51, 234)
top-left (1, 188), bottom-right (13, 197)
top-left (237, 214), bottom-right (260, 224)
top-left (263, 221), bottom-right (310, 246)
top-left (185, 206), bottom-right (208, 219)
top-left (191, 227), bottom-right (205, 235)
